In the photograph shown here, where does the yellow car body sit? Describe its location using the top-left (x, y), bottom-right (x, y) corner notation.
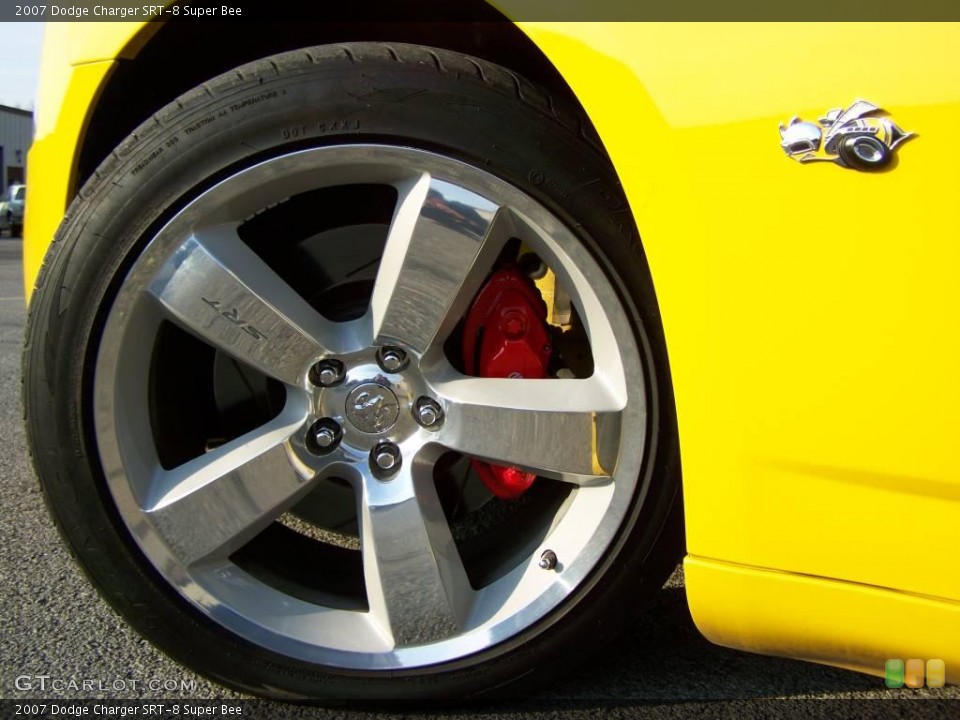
top-left (25, 19), bottom-right (960, 684)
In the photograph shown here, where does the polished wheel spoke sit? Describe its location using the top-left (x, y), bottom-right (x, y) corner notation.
top-left (144, 415), bottom-right (315, 567)
top-left (371, 174), bottom-right (512, 353)
top-left (357, 455), bottom-right (473, 646)
top-left (147, 225), bottom-right (336, 386)
top-left (433, 375), bottom-right (624, 484)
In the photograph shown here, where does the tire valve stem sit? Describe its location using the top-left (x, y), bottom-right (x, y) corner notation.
top-left (538, 549), bottom-right (558, 571)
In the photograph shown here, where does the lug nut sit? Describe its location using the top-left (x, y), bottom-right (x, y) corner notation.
top-left (314, 427), bottom-right (336, 448)
top-left (307, 418), bottom-right (342, 455)
top-left (311, 358), bottom-right (345, 387)
top-left (375, 448), bottom-right (398, 470)
top-left (371, 441), bottom-right (402, 475)
top-left (376, 346), bottom-right (409, 373)
top-left (539, 549), bottom-right (558, 571)
top-left (414, 397), bottom-right (444, 428)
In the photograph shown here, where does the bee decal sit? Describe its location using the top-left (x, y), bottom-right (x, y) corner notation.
top-left (779, 100), bottom-right (914, 170)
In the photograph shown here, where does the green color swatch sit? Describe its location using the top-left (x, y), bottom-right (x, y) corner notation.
top-left (885, 659), bottom-right (905, 688)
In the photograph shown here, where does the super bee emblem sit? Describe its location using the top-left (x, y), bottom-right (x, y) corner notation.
top-left (779, 100), bottom-right (914, 170)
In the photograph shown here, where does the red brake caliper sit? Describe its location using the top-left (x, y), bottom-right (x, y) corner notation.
top-left (463, 267), bottom-right (552, 499)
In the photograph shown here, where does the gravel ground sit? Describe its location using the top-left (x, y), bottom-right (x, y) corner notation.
top-left (1, 237), bottom-right (955, 717)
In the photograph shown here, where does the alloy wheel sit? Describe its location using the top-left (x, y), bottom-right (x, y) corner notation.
top-left (93, 144), bottom-right (647, 669)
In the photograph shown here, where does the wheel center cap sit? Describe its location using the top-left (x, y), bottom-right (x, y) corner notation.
top-left (345, 383), bottom-right (400, 434)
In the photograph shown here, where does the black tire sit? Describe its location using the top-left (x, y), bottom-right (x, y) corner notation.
top-left (12, 223), bottom-right (22, 237)
top-left (838, 134), bottom-right (891, 170)
top-left (23, 43), bottom-right (682, 700)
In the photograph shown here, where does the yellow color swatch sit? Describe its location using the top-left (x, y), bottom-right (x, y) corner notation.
top-left (926, 659), bottom-right (946, 688)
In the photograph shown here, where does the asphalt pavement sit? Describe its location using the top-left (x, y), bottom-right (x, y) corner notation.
top-left (0, 236), bottom-right (955, 715)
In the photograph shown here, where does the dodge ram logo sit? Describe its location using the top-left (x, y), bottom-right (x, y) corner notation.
top-left (345, 383), bottom-right (400, 434)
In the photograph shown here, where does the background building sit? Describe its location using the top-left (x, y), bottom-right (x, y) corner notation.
top-left (0, 104), bottom-right (33, 194)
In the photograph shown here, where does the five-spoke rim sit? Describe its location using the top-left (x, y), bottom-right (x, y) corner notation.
top-left (93, 145), bottom-right (647, 669)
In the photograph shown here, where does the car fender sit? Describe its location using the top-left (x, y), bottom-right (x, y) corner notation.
top-left (515, 20), bottom-right (960, 680)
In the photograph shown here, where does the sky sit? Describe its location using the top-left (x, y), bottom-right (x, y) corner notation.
top-left (0, 23), bottom-right (45, 110)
